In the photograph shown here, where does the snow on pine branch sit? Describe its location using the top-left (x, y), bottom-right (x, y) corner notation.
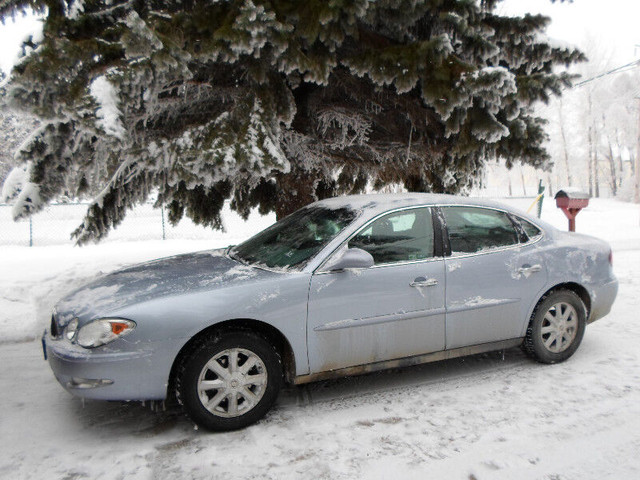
top-left (121, 10), bottom-right (163, 59)
top-left (0, 163), bottom-right (29, 203)
top-left (89, 76), bottom-right (126, 140)
top-left (281, 131), bottom-right (327, 167)
top-left (65, 0), bottom-right (85, 20)
top-left (1, 162), bottom-right (42, 220)
top-left (317, 108), bottom-right (372, 149)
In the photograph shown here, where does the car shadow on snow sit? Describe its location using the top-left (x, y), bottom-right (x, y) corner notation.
top-left (268, 346), bottom-right (533, 427)
top-left (68, 346), bottom-right (531, 435)
top-left (69, 397), bottom-right (188, 436)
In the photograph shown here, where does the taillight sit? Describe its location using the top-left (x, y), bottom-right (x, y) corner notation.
top-left (608, 250), bottom-right (613, 266)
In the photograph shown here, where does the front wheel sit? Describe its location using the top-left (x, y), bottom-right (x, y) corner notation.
top-left (177, 331), bottom-right (282, 431)
top-left (523, 290), bottom-right (587, 364)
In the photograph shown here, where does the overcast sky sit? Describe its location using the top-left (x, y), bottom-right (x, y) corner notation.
top-left (499, 0), bottom-right (640, 64)
top-left (1, 1), bottom-right (639, 75)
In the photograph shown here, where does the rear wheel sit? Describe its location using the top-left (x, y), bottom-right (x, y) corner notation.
top-left (177, 331), bottom-right (282, 431)
top-left (524, 290), bottom-right (587, 364)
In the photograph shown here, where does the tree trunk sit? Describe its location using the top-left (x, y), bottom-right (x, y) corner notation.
top-left (591, 114), bottom-right (600, 198)
top-left (636, 99), bottom-right (640, 204)
top-left (605, 130), bottom-right (617, 197)
top-left (593, 146), bottom-right (600, 198)
top-left (557, 100), bottom-right (573, 186)
top-left (587, 125), bottom-right (594, 197)
top-left (587, 93), bottom-right (594, 197)
top-left (615, 128), bottom-right (624, 188)
top-left (274, 170), bottom-right (318, 220)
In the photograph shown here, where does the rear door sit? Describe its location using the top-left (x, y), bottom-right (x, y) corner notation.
top-left (440, 206), bottom-right (548, 349)
top-left (306, 207), bottom-right (446, 373)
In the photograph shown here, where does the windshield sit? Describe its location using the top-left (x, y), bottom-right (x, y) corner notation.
top-left (230, 206), bottom-right (358, 269)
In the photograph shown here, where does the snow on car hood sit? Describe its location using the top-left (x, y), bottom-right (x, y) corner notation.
top-left (54, 248), bottom-right (277, 322)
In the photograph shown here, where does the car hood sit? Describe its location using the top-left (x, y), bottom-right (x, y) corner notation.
top-left (55, 248), bottom-right (280, 322)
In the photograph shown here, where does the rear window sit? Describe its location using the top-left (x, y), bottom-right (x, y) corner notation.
top-left (519, 218), bottom-right (542, 241)
top-left (442, 206), bottom-right (519, 255)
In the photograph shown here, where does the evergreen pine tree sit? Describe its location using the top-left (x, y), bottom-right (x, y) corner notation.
top-left (0, 0), bottom-right (584, 243)
top-left (0, 70), bottom-right (39, 192)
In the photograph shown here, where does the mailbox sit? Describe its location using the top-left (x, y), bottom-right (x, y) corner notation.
top-left (555, 189), bottom-right (590, 232)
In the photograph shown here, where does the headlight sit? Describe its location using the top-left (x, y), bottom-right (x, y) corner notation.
top-left (76, 318), bottom-right (136, 348)
top-left (65, 318), bottom-right (78, 341)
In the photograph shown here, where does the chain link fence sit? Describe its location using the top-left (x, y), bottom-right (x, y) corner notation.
top-left (0, 202), bottom-right (275, 247)
top-left (1, 191), bottom-right (548, 247)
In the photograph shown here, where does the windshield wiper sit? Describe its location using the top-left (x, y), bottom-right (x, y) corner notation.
top-left (227, 246), bottom-right (252, 266)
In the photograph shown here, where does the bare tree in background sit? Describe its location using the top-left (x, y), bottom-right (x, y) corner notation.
top-left (544, 34), bottom-right (639, 200)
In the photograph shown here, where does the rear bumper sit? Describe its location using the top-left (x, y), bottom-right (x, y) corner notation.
top-left (588, 278), bottom-right (618, 324)
top-left (44, 332), bottom-right (173, 401)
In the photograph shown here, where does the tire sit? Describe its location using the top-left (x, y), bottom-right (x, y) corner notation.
top-left (177, 331), bottom-right (282, 431)
top-left (523, 290), bottom-right (587, 364)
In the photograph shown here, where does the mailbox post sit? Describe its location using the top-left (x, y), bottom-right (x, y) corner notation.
top-left (555, 189), bottom-right (590, 232)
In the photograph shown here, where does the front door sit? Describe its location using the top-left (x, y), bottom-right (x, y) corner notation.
top-left (306, 207), bottom-right (446, 374)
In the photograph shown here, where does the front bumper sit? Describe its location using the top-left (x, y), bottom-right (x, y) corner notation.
top-left (43, 331), bottom-right (174, 401)
top-left (588, 278), bottom-right (618, 324)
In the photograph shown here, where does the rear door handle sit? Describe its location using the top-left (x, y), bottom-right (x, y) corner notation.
top-left (410, 277), bottom-right (439, 288)
top-left (517, 264), bottom-right (542, 276)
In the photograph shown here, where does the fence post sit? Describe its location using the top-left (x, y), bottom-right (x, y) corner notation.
top-left (536, 180), bottom-right (545, 218)
top-left (29, 217), bottom-right (33, 247)
top-left (161, 204), bottom-right (166, 240)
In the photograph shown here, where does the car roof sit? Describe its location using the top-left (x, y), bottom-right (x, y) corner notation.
top-left (312, 193), bottom-right (556, 231)
top-left (315, 193), bottom-right (511, 213)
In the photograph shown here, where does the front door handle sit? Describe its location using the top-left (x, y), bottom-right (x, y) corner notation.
top-left (517, 264), bottom-right (542, 276)
top-left (410, 277), bottom-right (439, 288)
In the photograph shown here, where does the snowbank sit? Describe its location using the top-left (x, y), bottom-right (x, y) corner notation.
top-left (0, 197), bottom-right (639, 479)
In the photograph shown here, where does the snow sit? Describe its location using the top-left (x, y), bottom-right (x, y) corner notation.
top-left (1, 197), bottom-right (640, 479)
top-left (0, 12), bottom-right (44, 75)
top-left (223, 263), bottom-right (258, 280)
top-left (66, 0), bottom-right (85, 20)
top-left (533, 32), bottom-right (576, 52)
top-left (89, 75), bottom-right (126, 139)
top-left (555, 186), bottom-right (588, 195)
top-left (122, 10), bottom-right (163, 57)
top-left (0, 163), bottom-right (28, 202)
top-left (11, 181), bottom-right (41, 219)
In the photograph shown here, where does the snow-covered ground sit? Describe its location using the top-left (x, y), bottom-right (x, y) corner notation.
top-left (1, 197), bottom-right (639, 479)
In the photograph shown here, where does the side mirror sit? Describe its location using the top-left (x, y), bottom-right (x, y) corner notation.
top-left (325, 248), bottom-right (374, 271)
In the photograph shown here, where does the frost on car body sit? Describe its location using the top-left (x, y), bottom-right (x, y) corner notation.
top-left (43, 193), bottom-right (618, 430)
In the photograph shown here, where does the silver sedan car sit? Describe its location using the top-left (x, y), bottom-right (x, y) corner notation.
top-left (43, 194), bottom-right (618, 430)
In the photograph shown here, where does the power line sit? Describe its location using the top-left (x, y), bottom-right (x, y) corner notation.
top-left (573, 59), bottom-right (640, 88)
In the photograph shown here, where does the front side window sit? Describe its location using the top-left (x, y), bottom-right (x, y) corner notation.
top-left (349, 208), bottom-right (434, 264)
top-left (442, 206), bottom-right (519, 255)
top-left (231, 206), bottom-right (358, 269)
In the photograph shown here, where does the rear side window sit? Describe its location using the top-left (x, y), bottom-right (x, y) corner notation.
top-left (349, 208), bottom-right (434, 264)
top-left (518, 217), bottom-right (542, 241)
top-left (442, 206), bottom-right (519, 255)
